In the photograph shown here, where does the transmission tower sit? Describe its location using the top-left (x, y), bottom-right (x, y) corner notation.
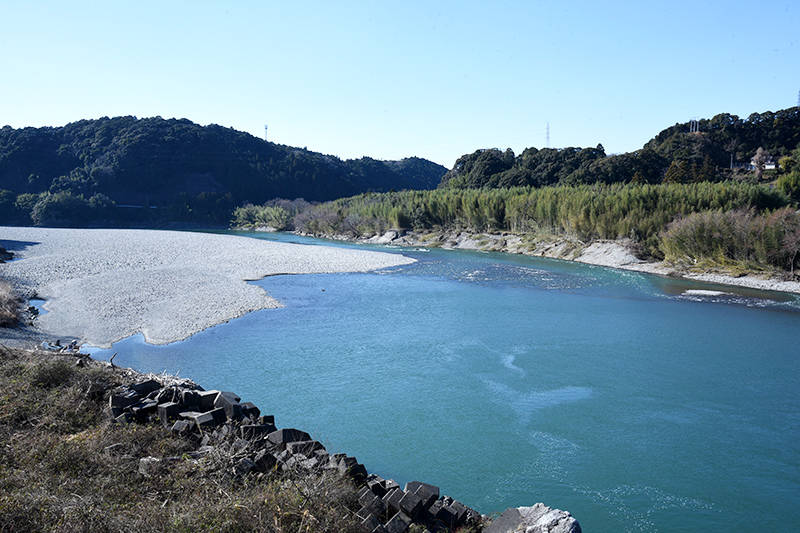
top-left (264, 125), bottom-right (268, 141)
top-left (689, 117), bottom-right (700, 134)
top-left (546, 122), bottom-right (550, 148)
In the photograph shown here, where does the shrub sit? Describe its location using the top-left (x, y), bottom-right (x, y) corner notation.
top-left (0, 280), bottom-right (21, 327)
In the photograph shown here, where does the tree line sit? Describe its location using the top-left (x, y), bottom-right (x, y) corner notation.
top-left (234, 179), bottom-right (800, 273)
top-left (0, 116), bottom-right (446, 226)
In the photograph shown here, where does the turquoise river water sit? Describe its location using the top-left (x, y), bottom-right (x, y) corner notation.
top-left (87, 231), bottom-right (800, 532)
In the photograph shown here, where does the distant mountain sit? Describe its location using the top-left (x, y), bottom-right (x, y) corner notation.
top-left (440, 106), bottom-right (800, 189)
top-left (0, 116), bottom-right (446, 225)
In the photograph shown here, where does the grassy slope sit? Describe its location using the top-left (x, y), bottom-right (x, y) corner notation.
top-left (0, 348), bottom-right (364, 533)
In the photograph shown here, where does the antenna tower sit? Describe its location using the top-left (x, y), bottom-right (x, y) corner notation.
top-left (264, 125), bottom-right (268, 141)
top-left (689, 117), bottom-right (700, 134)
top-left (546, 122), bottom-right (550, 148)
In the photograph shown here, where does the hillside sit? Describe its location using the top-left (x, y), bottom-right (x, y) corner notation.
top-left (440, 106), bottom-right (800, 189)
top-left (0, 116), bottom-right (447, 226)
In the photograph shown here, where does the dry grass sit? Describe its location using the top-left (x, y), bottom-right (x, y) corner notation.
top-left (0, 280), bottom-right (21, 328)
top-left (0, 348), bottom-right (364, 532)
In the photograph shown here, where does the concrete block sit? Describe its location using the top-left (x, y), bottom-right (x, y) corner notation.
top-left (348, 462), bottom-right (367, 482)
top-left (361, 513), bottom-right (381, 532)
top-left (240, 401), bottom-right (260, 419)
top-left (366, 474), bottom-right (386, 494)
top-left (399, 490), bottom-right (424, 519)
top-left (130, 379), bottom-right (162, 396)
top-left (286, 440), bottom-right (325, 457)
top-left (266, 428), bottom-right (311, 450)
top-left (170, 419), bottom-right (195, 435)
top-left (384, 488), bottom-right (404, 513)
top-left (181, 389), bottom-right (201, 408)
top-left (258, 414), bottom-right (275, 425)
top-left (158, 402), bottom-right (180, 426)
top-left (115, 412), bottom-right (135, 424)
top-left (240, 423), bottom-right (277, 440)
top-left (253, 449), bottom-right (277, 472)
top-left (405, 481), bottom-right (439, 509)
top-left (192, 407), bottom-right (226, 431)
top-left (384, 511), bottom-right (411, 533)
top-left (434, 505), bottom-right (457, 529)
top-left (214, 391), bottom-right (242, 420)
top-left (448, 499), bottom-right (470, 525)
top-left (197, 390), bottom-right (220, 411)
top-left (109, 388), bottom-right (141, 409)
top-left (235, 457), bottom-right (259, 477)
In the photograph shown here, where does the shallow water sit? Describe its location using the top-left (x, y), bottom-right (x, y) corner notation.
top-left (87, 232), bottom-right (800, 532)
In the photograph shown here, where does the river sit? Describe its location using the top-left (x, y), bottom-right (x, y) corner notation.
top-left (86, 231), bottom-right (800, 532)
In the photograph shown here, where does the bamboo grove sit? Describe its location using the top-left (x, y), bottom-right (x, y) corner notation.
top-left (233, 182), bottom-right (800, 273)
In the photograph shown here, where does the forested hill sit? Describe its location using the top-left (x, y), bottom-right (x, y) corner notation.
top-left (0, 116), bottom-right (446, 225)
top-left (440, 106), bottom-right (800, 189)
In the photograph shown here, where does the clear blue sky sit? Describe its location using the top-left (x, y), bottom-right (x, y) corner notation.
top-left (2, 1), bottom-right (798, 167)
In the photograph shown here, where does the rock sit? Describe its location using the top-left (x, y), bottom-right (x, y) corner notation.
top-left (517, 503), bottom-right (581, 533)
top-left (138, 456), bottom-right (162, 476)
top-left (484, 508), bottom-right (523, 533)
top-left (485, 504), bottom-right (581, 533)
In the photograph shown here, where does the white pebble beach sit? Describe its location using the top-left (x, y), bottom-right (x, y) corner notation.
top-left (0, 227), bottom-right (415, 348)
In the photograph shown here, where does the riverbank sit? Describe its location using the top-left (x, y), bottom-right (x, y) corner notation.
top-left (0, 227), bottom-right (415, 348)
top-left (348, 229), bottom-right (800, 295)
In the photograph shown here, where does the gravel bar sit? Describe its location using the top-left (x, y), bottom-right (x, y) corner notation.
top-left (0, 227), bottom-right (415, 347)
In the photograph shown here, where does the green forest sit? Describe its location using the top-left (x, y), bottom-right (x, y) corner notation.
top-left (0, 116), bottom-right (446, 226)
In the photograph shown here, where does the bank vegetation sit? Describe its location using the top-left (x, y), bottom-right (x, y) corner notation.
top-left (234, 179), bottom-right (800, 277)
top-left (0, 347), bottom-right (365, 532)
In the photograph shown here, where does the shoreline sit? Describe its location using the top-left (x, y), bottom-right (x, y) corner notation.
top-left (0, 227), bottom-right (415, 348)
top-left (340, 228), bottom-right (800, 296)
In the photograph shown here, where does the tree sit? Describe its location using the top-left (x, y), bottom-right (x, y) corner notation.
top-left (663, 161), bottom-right (688, 184)
top-left (752, 147), bottom-right (769, 181)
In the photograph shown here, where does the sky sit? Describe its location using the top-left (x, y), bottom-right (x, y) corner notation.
top-left (1, 1), bottom-right (798, 168)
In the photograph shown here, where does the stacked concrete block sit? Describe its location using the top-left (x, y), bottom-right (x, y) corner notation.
top-left (354, 479), bottom-right (480, 533)
top-left (108, 377), bottom-right (484, 533)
